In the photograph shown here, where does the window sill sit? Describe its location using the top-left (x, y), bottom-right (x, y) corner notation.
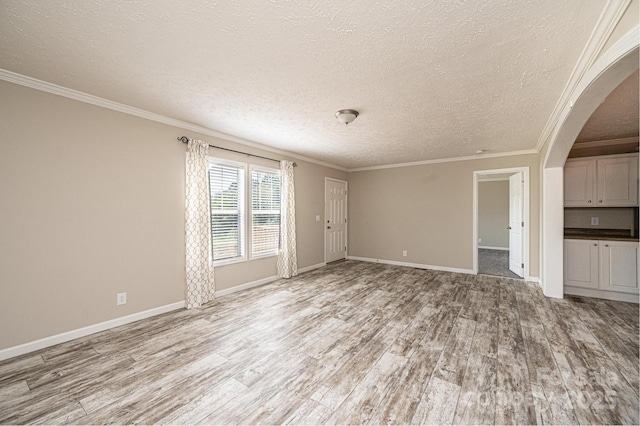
top-left (213, 253), bottom-right (279, 267)
top-left (213, 256), bottom-right (247, 267)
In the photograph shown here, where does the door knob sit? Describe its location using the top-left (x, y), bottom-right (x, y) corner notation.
top-left (327, 226), bottom-right (331, 229)
top-left (507, 226), bottom-right (512, 230)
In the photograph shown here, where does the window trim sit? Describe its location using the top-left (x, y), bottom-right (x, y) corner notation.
top-left (208, 157), bottom-right (247, 267)
top-left (249, 164), bottom-right (282, 260)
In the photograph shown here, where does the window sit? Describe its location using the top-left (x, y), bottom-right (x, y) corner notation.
top-left (208, 159), bottom-right (245, 263)
top-left (251, 167), bottom-right (281, 257)
top-left (207, 159), bottom-right (281, 265)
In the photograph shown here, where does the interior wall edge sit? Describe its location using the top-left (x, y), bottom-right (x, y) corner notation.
top-left (0, 301), bottom-right (185, 362)
top-left (214, 262), bottom-right (328, 298)
top-left (1, 260), bottom-right (332, 359)
top-left (297, 262), bottom-right (327, 274)
top-left (564, 286), bottom-right (640, 303)
top-left (215, 275), bottom-right (279, 298)
top-left (347, 256), bottom-right (474, 275)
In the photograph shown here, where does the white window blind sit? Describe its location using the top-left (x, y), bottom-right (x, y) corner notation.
top-left (251, 168), bottom-right (281, 257)
top-left (208, 161), bottom-right (245, 262)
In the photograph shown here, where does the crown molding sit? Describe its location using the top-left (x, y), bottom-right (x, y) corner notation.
top-left (543, 23), bottom-right (639, 168)
top-left (0, 68), bottom-right (542, 173)
top-left (0, 68), bottom-right (348, 172)
top-left (347, 149), bottom-right (538, 172)
top-left (534, 0), bottom-right (633, 153)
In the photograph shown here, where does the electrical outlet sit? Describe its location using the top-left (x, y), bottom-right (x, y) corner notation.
top-left (591, 217), bottom-right (599, 226)
top-left (402, 250), bottom-right (407, 257)
top-left (117, 292), bottom-right (127, 306)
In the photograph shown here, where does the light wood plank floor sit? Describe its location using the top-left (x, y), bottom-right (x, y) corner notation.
top-left (1, 260), bottom-right (638, 425)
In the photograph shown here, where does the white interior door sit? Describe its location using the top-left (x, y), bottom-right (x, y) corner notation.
top-left (509, 172), bottom-right (524, 277)
top-left (325, 178), bottom-right (347, 263)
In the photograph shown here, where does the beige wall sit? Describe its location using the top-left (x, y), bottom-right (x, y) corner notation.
top-left (478, 180), bottom-right (510, 248)
top-left (564, 208), bottom-right (636, 233)
top-left (0, 80), bottom-right (345, 350)
top-left (348, 154), bottom-right (540, 276)
top-left (213, 158), bottom-right (346, 291)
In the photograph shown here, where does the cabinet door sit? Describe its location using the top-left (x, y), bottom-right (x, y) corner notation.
top-left (564, 239), bottom-right (599, 289)
top-left (599, 241), bottom-right (639, 294)
top-left (596, 156), bottom-right (638, 206)
top-left (564, 159), bottom-right (596, 206)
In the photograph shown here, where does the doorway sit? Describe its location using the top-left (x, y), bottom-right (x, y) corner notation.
top-left (541, 28), bottom-right (638, 298)
top-left (473, 167), bottom-right (530, 279)
top-left (325, 178), bottom-right (348, 263)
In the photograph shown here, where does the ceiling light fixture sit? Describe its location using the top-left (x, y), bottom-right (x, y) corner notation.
top-left (335, 109), bottom-right (359, 125)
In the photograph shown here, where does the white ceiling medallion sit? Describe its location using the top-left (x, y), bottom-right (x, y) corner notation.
top-left (335, 109), bottom-right (359, 125)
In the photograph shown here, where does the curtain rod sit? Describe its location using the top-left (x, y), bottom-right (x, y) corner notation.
top-left (178, 136), bottom-right (297, 167)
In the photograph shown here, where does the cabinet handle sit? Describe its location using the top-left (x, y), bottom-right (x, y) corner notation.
top-left (594, 243), bottom-right (597, 246)
top-left (599, 200), bottom-right (603, 203)
top-left (605, 244), bottom-right (609, 247)
top-left (588, 200), bottom-right (592, 203)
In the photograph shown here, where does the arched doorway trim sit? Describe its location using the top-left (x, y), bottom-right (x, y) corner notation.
top-left (541, 25), bottom-right (639, 298)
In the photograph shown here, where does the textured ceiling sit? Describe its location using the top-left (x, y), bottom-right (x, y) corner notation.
top-left (576, 70), bottom-right (639, 143)
top-left (0, 1), bottom-right (607, 168)
top-left (569, 70), bottom-right (639, 158)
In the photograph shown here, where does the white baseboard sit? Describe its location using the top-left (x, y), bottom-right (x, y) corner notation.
top-left (2, 262), bottom-right (331, 361)
top-left (0, 301), bottom-right (185, 362)
top-left (215, 262), bottom-right (327, 298)
top-left (298, 262), bottom-right (326, 273)
top-left (528, 276), bottom-right (540, 283)
top-left (478, 246), bottom-right (509, 251)
top-left (347, 256), bottom-right (474, 275)
top-left (564, 286), bottom-right (639, 303)
top-left (215, 275), bottom-right (279, 297)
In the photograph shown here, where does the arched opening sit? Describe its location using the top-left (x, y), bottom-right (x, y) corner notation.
top-left (541, 26), bottom-right (639, 298)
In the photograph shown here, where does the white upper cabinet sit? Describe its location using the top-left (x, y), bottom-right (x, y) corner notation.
top-left (564, 154), bottom-right (638, 207)
top-left (596, 156), bottom-right (638, 206)
top-left (564, 159), bottom-right (596, 206)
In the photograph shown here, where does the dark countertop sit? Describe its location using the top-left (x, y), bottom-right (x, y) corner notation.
top-left (564, 228), bottom-right (639, 242)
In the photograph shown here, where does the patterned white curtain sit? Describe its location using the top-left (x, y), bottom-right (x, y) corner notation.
top-left (185, 139), bottom-right (215, 308)
top-left (277, 161), bottom-right (298, 278)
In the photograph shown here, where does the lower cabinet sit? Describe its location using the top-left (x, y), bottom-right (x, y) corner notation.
top-left (564, 239), bottom-right (639, 299)
top-left (599, 241), bottom-right (639, 294)
top-left (564, 239), bottom-right (599, 289)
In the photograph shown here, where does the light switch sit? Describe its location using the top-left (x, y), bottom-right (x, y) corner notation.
top-left (591, 217), bottom-right (599, 226)
top-left (315, 215), bottom-right (321, 222)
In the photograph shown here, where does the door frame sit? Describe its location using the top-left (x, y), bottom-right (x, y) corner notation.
top-left (324, 177), bottom-right (348, 264)
top-left (473, 167), bottom-right (530, 279)
top-left (508, 172), bottom-right (524, 277)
